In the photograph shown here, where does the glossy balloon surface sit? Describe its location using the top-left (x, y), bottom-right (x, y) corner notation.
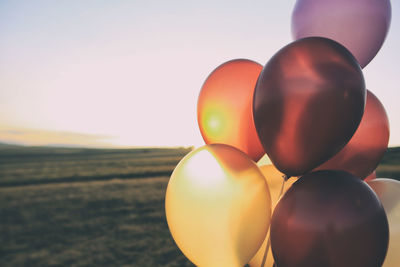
top-left (271, 170), bottom-right (389, 267)
top-left (198, 59), bottom-right (264, 161)
top-left (249, 165), bottom-right (297, 267)
top-left (292, 0), bottom-right (392, 68)
top-left (315, 90), bottom-right (389, 179)
top-left (166, 144), bottom-right (271, 267)
top-left (253, 37), bottom-right (366, 177)
top-left (368, 178), bottom-right (400, 267)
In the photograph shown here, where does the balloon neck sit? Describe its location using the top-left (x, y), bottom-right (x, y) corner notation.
top-left (283, 174), bottom-right (291, 181)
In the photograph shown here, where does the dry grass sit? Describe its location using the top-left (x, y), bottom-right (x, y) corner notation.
top-left (0, 145), bottom-right (398, 266)
top-left (0, 147), bottom-right (191, 186)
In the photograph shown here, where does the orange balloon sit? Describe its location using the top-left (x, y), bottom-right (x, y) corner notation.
top-left (365, 171), bottom-right (377, 182)
top-left (197, 59), bottom-right (264, 161)
top-left (249, 165), bottom-right (298, 267)
top-left (315, 90), bottom-right (389, 179)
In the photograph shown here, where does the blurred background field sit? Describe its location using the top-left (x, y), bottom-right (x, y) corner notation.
top-left (375, 147), bottom-right (400, 178)
top-left (0, 144), bottom-right (399, 266)
top-left (0, 144), bottom-right (194, 267)
top-left (0, 144), bottom-right (192, 187)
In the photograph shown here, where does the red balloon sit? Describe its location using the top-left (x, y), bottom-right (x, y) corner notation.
top-left (253, 37), bottom-right (366, 177)
top-left (271, 170), bottom-right (389, 267)
top-left (197, 59), bottom-right (264, 161)
top-left (315, 90), bottom-right (389, 179)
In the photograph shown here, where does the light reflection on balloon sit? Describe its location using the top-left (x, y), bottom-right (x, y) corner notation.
top-left (249, 165), bottom-right (298, 267)
top-left (253, 37), bottom-right (366, 176)
top-left (197, 59), bottom-right (264, 161)
top-left (165, 144), bottom-right (271, 267)
top-left (367, 178), bottom-right (400, 267)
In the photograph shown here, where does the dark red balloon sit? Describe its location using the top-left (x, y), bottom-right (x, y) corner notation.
top-left (315, 90), bottom-right (389, 179)
top-left (253, 37), bottom-right (366, 177)
top-left (270, 170), bottom-right (389, 267)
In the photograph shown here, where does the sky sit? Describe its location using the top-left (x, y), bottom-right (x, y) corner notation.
top-left (0, 0), bottom-right (399, 148)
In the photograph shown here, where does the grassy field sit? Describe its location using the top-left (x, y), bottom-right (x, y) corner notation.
top-left (0, 144), bottom-right (399, 266)
top-left (376, 147), bottom-right (400, 179)
top-left (0, 145), bottom-right (194, 267)
top-left (0, 177), bottom-right (194, 267)
top-left (0, 145), bottom-right (192, 186)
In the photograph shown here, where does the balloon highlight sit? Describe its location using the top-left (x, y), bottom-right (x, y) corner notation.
top-left (198, 59), bottom-right (264, 161)
top-left (253, 37), bottom-right (366, 177)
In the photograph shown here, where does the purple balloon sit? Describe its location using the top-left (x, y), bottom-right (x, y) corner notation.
top-left (292, 0), bottom-right (391, 68)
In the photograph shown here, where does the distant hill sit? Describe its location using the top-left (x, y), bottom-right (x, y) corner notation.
top-left (0, 144), bottom-right (194, 187)
top-left (0, 141), bottom-right (398, 182)
top-left (0, 141), bottom-right (398, 165)
top-left (380, 147), bottom-right (400, 164)
top-left (376, 147), bottom-right (400, 179)
top-left (0, 141), bottom-right (193, 157)
top-left (0, 142), bottom-right (22, 148)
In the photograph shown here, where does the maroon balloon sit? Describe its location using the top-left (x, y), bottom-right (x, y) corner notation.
top-left (270, 170), bottom-right (389, 267)
top-left (315, 90), bottom-right (390, 179)
top-left (292, 0), bottom-right (392, 68)
top-left (253, 37), bottom-right (366, 177)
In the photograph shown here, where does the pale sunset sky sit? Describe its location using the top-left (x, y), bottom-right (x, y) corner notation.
top-left (0, 1), bottom-right (399, 148)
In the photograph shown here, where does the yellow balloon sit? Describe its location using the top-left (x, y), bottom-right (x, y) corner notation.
top-left (249, 165), bottom-right (298, 267)
top-left (165, 144), bottom-right (271, 267)
top-left (257, 154), bottom-right (272, 166)
top-left (367, 178), bottom-right (400, 267)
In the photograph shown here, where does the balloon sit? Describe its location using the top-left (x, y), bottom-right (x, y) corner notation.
top-left (260, 165), bottom-right (298, 210)
top-left (315, 90), bottom-right (389, 179)
top-left (249, 165), bottom-right (298, 267)
top-left (365, 171), bottom-right (377, 182)
top-left (165, 144), bottom-right (271, 267)
top-left (253, 37), bottom-right (366, 177)
top-left (270, 170), bottom-right (389, 267)
top-left (197, 59), bottom-right (264, 161)
top-left (257, 154), bottom-right (272, 166)
top-left (368, 178), bottom-right (400, 267)
top-left (291, 0), bottom-right (392, 68)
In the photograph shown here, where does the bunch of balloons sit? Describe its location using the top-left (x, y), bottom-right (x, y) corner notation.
top-left (166, 1), bottom-right (399, 266)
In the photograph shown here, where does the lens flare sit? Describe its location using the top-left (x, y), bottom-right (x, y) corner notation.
top-left (197, 59), bottom-right (264, 161)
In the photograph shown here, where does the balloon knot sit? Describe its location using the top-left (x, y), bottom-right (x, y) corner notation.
top-left (283, 174), bottom-right (291, 181)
